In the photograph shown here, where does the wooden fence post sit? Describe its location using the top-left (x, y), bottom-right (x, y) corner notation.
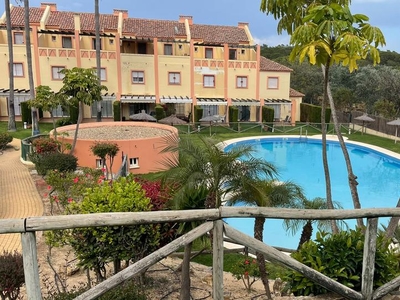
top-left (213, 220), bottom-right (224, 299)
top-left (21, 232), bottom-right (42, 300)
top-left (362, 218), bottom-right (378, 300)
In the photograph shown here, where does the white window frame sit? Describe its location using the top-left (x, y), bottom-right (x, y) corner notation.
top-left (129, 157), bottom-right (139, 169)
top-left (14, 32), bottom-right (24, 45)
top-left (52, 66), bottom-right (65, 80)
top-left (91, 99), bottom-right (113, 118)
top-left (203, 75), bottom-right (215, 88)
top-left (236, 76), bottom-right (248, 88)
top-left (267, 77), bottom-right (279, 89)
top-left (168, 72), bottom-right (181, 85)
top-left (13, 63), bottom-right (24, 77)
top-left (132, 71), bottom-right (145, 84)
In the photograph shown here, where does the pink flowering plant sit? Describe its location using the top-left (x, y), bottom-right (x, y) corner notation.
top-left (45, 168), bottom-right (104, 214)
top-left (230, 255), bottom-right (260, 293)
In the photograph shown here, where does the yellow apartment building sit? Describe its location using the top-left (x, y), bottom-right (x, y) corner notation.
top-left (0, 3), bottom-right (303, 124)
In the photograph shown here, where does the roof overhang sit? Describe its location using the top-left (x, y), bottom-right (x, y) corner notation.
top-left (120, 95), bottom-right (156, 103)
top-left (197, 98), bottom-right (227, 106)
top-left (160, 96), bottom-right (192, 104)
top-left (264, 99), bottom-right (292, 105)
top-left (231, 98), bottom-right (260, 106)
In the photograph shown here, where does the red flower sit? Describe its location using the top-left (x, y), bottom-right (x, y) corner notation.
top-left (44, 193), bottom-right (48, 197)
top-left (67, 198), bottom-right (73, 203)
top-left (244, 271), bottom-right (249, 277)
top-left (73, 177), bottom-right (79, 183)
top-left (244, 260), bottom-right (249, 265)
top-left (47, 185), bottom-right (52, 190)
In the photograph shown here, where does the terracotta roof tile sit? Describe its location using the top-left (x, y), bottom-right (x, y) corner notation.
top-left (190, 24), bottom-right (248, 44)
top-left (5, 7), bottom-right (44, 26)
top-left (290, 88), bottom-right (305, 97)
top-left (47, 11), bottom-right (118, 31)
top-left (122, 18), bottom-right (186, 38)
top-left (260, 56), bottom-right (292, 72)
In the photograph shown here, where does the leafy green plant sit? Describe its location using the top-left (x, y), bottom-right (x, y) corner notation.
top-left (90, 142), bottom-right (120, 179)
top-left (56, 118), bottom-right (73, 127)
top-left (0, 133), bottom-right (13, 151)
top-left (32, 137), bottom-right (59, 154)
top-left (0, 251), bottom-right (25, 300)
top-left (285, 229), bottom-right (400, 296)
top-left (229, 255), bottom-right (260, 293)
top-left (29, 152), bottom-right (78, 176)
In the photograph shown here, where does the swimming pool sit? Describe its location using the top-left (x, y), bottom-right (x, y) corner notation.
top-left (223, 136), bottom-right (400, 249)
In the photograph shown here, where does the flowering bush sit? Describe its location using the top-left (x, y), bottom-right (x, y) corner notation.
top-left (230, 256), bottom-right (260, 293)
top-left (32, 137), bottom-right (59, 154)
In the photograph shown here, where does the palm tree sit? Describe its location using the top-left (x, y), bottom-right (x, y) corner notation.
top-left (283, 197), bottom-right (346, 250)
top-left (227, 178), bottom-right (305, 299)
top-left (94, 0), bottom-right (102, 122)
top-left (260, 0), bottom-right (385, 230)
top-left (160, 135), bottom-right (278, 210)
top-left (23, 0), bottom-right (40, 135)
top-left (5, 0), bottom-right (16, 132)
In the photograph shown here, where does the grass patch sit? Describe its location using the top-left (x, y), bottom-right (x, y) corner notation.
top-left (0, 122), bottom-right (55, 140)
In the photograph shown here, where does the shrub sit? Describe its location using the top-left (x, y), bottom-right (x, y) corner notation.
top-left (0, 133), bottom-right (13, 151)
top-left (0, 251), bottom-right (25, 300)
top-left (30, 152), bottom-right (78, 176)
top-left (285, 229), bottom-right (400, 296)
top-left (21, 101), bottom-right (32, 125)
top-left (32, 137), bottom-right (58, 154)
top-left (56, 118), bottom-right (73, 127)
top-left (113, 101), bottom-right (120, 121)
top-left (155, 105), bottom-right (165, 121)
top-left (230, 255), bottom-right (260, 293)
top-left (229, 106), bottom-right (239, 130)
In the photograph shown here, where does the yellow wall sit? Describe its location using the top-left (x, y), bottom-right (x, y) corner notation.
top-left (158, 56), bottom-right (191, 96)
top-left (227, 68), bottom-right (257, 99)
top-left (120, 54), bottom-right (155, 95)
top-left (259, 71), bottom-right (291, 100)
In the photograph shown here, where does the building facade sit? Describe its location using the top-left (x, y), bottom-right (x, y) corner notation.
top-left (0, 3), bottom-right (302, 124)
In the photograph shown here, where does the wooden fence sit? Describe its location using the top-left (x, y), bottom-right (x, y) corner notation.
top-left (2, 207), bottom-right (400, 300)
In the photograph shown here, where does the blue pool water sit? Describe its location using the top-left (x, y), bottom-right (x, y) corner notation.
top-left (223, 137), bottom-right (400, 250)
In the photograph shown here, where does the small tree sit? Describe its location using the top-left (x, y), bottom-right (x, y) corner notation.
top-left (28, 85), bottom-right (66, 140)
top-left (0, 251), bottom-right (25, 300)
top-left (60, 68), bottom-right (107, 154)
top-left (90, 142), bottom-right (120, 179)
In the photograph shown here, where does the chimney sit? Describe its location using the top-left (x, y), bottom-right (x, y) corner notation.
top-left (113, 9), bottom-right (128, 19)
top-left (40, 2), bottom-right (57, 11)
top-left (179, 15), bottom-right (193, 25)
top-left (238, 22), bottom-right (249, 29)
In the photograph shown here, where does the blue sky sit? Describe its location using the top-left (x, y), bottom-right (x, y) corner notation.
top-left (26, 0), bottom-right (400, 53)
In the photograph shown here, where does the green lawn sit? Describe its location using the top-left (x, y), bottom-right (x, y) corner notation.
top-left (0, 122), bottom-right (54, 140)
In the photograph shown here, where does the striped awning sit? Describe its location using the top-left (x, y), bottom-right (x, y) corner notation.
top-left (196, 98), bottom-right (227, 106)
top-left (120, 95), bottom-right (156, 103)
top-left (101, 93), bottom-right (116, 101)
top-left (0, 88), bottom-right (30, 95)
top-left (160, 96), bottom-right (192, 104)
top-left (231, 98), bottom-right (260, 106)
top-left (264, 98), bottom-right (291, 104)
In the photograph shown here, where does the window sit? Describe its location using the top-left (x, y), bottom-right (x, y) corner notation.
top-left (13, 95), bottom-right (30, 116)
top-left (92, 68), bottom-right (107, 81)
top-left (13, 63), bottom-right (24, 77)
top-left (132, 71), bottom-right (145, 84)
top-left (164, 44), bottom-right (173, 55)
top-left (129, 157), bottom-right (139, 168)
top-left (267, 77), bottom-right (279, 89)
top-left (168, 72), bottom-right (181, 85)
top-left (96, 159), bottom-right (105, 169)
top-left (62, 36), bottom-right (72, 48)
top-left (236, 76), bottom-right (248, 88)
top-left (52, 105), bottom-right (69, 118)
top-left (137, 43), bottom-right (147, 54)
top-left (194, 47), bottom-right (198, 52)
top-left (52, 66), bottom-right (65, 80)
top-left (91, 99), bottom-right (114, 118)
top-left (14, 32), bottom-right (24, 44)
top-left (203, 75), bottom-right (215, 87)
top-left (109, 39), bottom-right (114, 45)
top-left (51, 36), bottom-right (56, 42)
top-left (92, 38), bottom-right (102, 50)
top-left (205, 48), bottom-right (213, 59)
top-left (229, 49), bottom-right (237, 60)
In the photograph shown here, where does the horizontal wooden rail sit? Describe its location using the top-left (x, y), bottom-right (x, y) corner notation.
top-left (2, 207), bottom-right (400, 234)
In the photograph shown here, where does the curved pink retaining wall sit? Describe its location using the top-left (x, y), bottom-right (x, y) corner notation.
top-left (53, 122), bottom-right (178, 175)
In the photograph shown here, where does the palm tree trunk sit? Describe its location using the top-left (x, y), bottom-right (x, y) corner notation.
top-left (297, 221), bottom-right (313, 250)
top-left (5, 0), bottom-right (16, 132)
top-left (24, 0), bottom-right (40, 135)
top-left (321, 62), bottom-right (339, 234)
top-left (95, 0), bottom-right (102, 122)
top-left (322, 65), bottom-right (364, 228)
top-left (254, 217), bottom-right (272, 299)
top-left (180, 242), bottom-right (192, 300)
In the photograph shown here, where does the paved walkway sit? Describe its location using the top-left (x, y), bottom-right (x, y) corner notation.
top-left (0, 138), bottom-right (43, 253)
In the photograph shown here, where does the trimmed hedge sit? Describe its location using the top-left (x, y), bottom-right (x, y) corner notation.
top-left (113, 101), bottom-right (121, 121)
top-left (155, 105), bottom-right (165, 120)
top-left (194, 105), bottom-right (203, 126)
top-left (229, 106), bottom-right (239, 130)
top-left (262, 106), bottom-right (274, 123)
top-left (300, 103), bottom-right (331, 123)
top-left (29, 152), bottom-right (78, 176)
top-left (21, 101), bottom-right (32, 124)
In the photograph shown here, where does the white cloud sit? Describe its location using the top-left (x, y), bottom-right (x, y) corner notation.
top-left (253, 35), bottom-right (290, 47)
